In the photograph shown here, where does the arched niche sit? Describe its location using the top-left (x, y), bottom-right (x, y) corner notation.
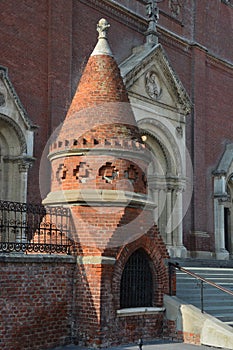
top-left (138, 118), bottom-right (187, 258)
top-left (120, 42), bottom-right (191, 257)
top-left (0, 67), bottom-right (35, 203)
top-left (213, 144), bottom-right (233, 259)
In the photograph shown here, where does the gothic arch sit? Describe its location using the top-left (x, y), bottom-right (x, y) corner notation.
top-left (0, 114), bottom-right (25, 154)
top-left (0, 67), bottom-right (36, 204)
top-left (214, 144), bottom-right (233, 259)
top-left (112, 230), bottom-right (169, 310)
top-left (138, 118), bottom-right (183, 176)
top-left (137, 118), bottom-right (186, 258)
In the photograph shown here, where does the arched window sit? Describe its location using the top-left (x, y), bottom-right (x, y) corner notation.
top-left (120, 249), bottom-right (153, 308)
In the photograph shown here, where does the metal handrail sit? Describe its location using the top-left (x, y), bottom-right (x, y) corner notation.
top-left (169, 262), bottom-right (233, 313)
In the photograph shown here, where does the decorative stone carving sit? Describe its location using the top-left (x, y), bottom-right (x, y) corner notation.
top-left (145, 71), bottom-right (161, 100)
top-left (169, 0), bottom-right (182, 17)
top-left (0, 92), bottom-right (5, 106)
top-left (97, 18), bottom-right (110, 39)
top-left (146, 1), bottom-right (160, 25)
top-left (176, 126), bottom-right (183, 138)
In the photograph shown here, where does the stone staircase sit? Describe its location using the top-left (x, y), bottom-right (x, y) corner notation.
top-left (174, 262), bottom-right (233, 327)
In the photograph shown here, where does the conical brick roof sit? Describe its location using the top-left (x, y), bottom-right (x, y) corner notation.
top-left (51, 18), bottom-right (141, 148)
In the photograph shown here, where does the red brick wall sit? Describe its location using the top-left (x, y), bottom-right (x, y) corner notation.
top-left (73, 227), bottom-right (169, 347)
top-left (0, 242), bottom-right (170, 349)
top-left (0, 256), bottom-right (75, 350)
top-left (158, 0), bottom-right (233, 243)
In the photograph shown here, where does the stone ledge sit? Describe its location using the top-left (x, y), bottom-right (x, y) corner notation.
top-left (164, 295), bottom-right (233, 349)
top-left (43, 189), bottom-right (156, 209)
top-left (76, 256), bottom-right (116, 265)
top-left (0, 253), bottom-right (76, 264)
top-left (117, 307), bottom-right (165, 317)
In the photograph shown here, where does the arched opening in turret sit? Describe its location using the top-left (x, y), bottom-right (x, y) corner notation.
top-left (120, 248), bottom-right (153, 308)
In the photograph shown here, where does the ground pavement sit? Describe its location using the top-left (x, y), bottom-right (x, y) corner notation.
top-left (51, 340), bottom-right (229, 350)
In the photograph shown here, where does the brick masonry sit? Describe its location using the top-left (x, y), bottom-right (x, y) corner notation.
top-left (0, 247), bottom-right (170, 350)
top-left (0, 0), bottom-right (232, 252)
top-left (0, 256), bottom-right (75, 350)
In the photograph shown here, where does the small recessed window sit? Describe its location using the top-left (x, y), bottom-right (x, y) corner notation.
top-left (120, 249), bottom-right (153, 308)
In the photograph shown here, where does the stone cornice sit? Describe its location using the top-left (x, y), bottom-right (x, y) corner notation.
top-left (42, 189), bottom-right (156, 209)
top-left (48, 146), bottom-right (152, 163)
top-left (76, 256), bottom-right (116, 265)
top-left (78, 0), bottom-right (233, 69)
top-left (78, 0), bottom-right (147, 33)
top-left (159, 26), bottom-right (233, 69)
top-left (120, 44), bottom-right (192, 115)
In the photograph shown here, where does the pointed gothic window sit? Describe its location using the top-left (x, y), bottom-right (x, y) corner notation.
top-left (120, 249), bottom-right (153, 308)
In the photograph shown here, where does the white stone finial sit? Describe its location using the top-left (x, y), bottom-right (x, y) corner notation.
top-left (91, 18), bottom-right (113, 57)
top-left (97, 18), bottom-right (110, 39)
top-left (146, 0), bottom-right (164, 45)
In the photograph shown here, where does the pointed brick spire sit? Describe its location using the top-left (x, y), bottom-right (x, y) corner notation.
top-left (66, 18), bottom-right (138, 131)
top-left (46, 19), bottom-right (150, 205)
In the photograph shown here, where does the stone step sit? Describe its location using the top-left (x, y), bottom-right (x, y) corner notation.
top-left (175, 265), bottom-right (233, 326)
top-left (204, 305), bottom-right (233, 313)
top-left (178, 298), bottom-right (232, 306)
top-left (170, 258), bottom-right (233, 268)
top-left (213, 314), bottom-right (233, 322)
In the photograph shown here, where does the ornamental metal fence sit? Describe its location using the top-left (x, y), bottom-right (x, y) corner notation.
top-left (0, 200), bottom-right (74, 254)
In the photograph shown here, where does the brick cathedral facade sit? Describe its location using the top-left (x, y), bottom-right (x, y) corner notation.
top-left (0, 1), bottom-right (233, 349)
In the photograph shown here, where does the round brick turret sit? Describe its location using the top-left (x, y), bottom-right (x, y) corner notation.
top-left (43, 20), bottom-right (169, 347)
top-left (44, 18), bottom-right (153, 208)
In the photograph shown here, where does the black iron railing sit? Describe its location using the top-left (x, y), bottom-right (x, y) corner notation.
top-left (0, 200), bottom-right (74, 254)
top-left (168, 262), bottom-right (233, 313)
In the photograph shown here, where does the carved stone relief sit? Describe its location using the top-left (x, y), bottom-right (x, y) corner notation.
top-left (168, 0), bottom-right (182, 17)
top-left (145, 70), bottom-right (161, 100)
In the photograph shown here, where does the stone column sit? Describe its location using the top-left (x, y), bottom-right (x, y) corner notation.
top-left (171, 187), bottom-right (187, 258)
top-left (215, 197), bottom-right (229, 260)
top-left (17, 159), bottom-right (32, 244)
top-left (18, 159), bottom-right (31, 203)
top-left (214, 174), bottom-right (229, 260)
top-left (176, 189), bottom-right (183, 246)
top-left (152, 188), bottom-right (159, 224)
top-left (165, 188), bottom-right (172, 246)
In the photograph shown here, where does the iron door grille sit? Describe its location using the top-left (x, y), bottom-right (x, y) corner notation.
top-left (120, 249), bottom-right (153, 308)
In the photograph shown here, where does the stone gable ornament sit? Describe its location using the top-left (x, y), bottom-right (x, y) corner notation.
top-left (146, 0), bottom-right (163, 45)
top-left (97, 18), bottom-right (110, 39)
top-left (145, 71), bottom-right (161, 100)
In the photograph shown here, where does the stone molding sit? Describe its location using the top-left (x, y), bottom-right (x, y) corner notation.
top-left (120, 44), bottom-right (191, 115)
top-left (0, 113), bottom-right (27, 153)
top-left (76, 256), bottom-right (116, 265)
top-left (138, 118), bottom-right (183, 175)
top-left (117, 307), bottom-right (165, 317)
top-left (43, 189), bottom-right (156, 209)
top-left (0, 67), bottom-right (36, 131)
top-left (0, 253), bottom-right (75, 263)
top-left (78, 0), bottom-right (147, 33)
top-left (48, 146), bottom-right (152, 163)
